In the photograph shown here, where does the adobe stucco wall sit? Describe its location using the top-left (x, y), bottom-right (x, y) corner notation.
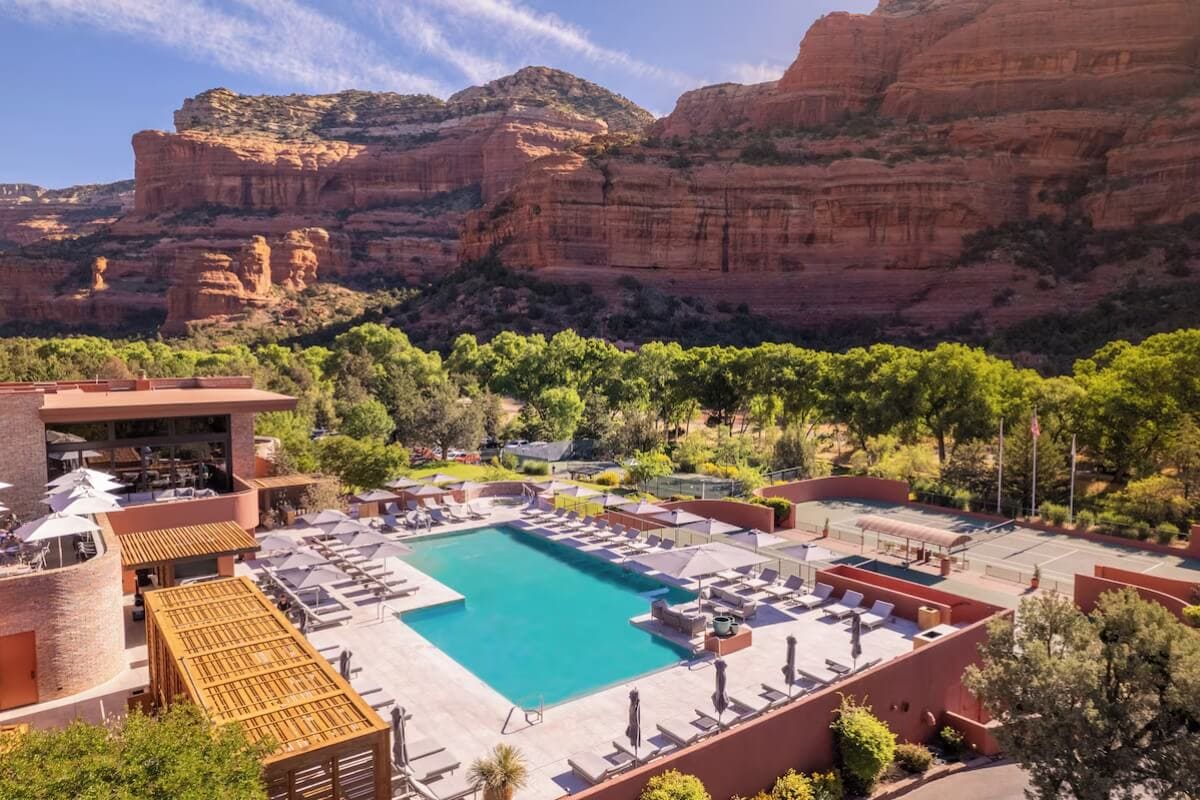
top-left (0, 392), bottom-right (48, 519)
top-left (105, 476), bottom-right (259, 533)
top-left (0, 537), bottom-right (125, 703)
top-left (1074, 566), bottom-right (1198, 621)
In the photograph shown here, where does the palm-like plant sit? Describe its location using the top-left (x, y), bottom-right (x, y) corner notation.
top-left (468, 744), bottom-right (529, 800)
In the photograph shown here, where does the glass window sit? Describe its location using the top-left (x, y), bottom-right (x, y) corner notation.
top-left (174, 557), bottom-right (220, 582)
top-left (114, 418), bottom-right (169, 440)
top-left (46, 422), bottom-right (109, 444)
top-left (173, 415), bottom-right (229, 436)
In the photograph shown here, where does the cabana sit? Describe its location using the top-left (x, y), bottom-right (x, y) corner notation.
top-left (114, 519), bottom-right (259, 592)
top-left (854, 515), bottom-right (971, 566)
top-left (144, 577), bottom-right (391, 800)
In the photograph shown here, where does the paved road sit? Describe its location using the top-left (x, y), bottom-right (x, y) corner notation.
top-left (900, 762), bottom-right (1029, 799)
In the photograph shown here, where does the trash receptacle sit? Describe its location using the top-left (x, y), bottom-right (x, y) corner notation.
top-left (939, 555), bottom-right (951, 576)
top-left (918, 605), bottom-right (941, 630)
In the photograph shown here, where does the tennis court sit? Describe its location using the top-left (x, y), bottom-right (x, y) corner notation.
top-left (791, 498), bottom-right (1200, 591)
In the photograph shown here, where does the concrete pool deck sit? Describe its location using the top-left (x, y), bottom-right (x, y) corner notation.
top-left (251, 505), bottom-right (927, 800)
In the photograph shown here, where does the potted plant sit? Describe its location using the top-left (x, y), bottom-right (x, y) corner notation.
top-left (713, 615), bottom-right (733, 637)
top-left (468, 744), bottom-right (529, 800)
top-left (1030, 564), bottom-right (1041, 590)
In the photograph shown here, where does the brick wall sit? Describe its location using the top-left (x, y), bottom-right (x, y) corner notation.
top-left (230, 412), bottom-right (256, 480)
top-left (0, 393), bottom-right (48, 519)
top-left (0, 535), bottom-right (125, 703)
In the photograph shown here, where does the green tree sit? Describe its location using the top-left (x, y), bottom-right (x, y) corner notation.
top-left (823, 345), bottom-right (921, 450)
top-left (965, 590), bottom-right (1200, 800)
top-left (1002, 422), bottom-right (1069, 509)
top-left (337, 397), bottom-right (395, 441)
top-left (673, 432), bottom-right (715, 473)
top-left (255, 411), bottom-right (317, 473)
top-left (913, 343), bottom-right (1015, 463)
top-left (940, 439), bottom-right (997, 500)
top-left (316, 435), bottom-right (409, 491)
top-left (533, 386), bottom-right (585, 441)
top-left (411, 384), bottom-right (486, 460)
top-left (626, 450), bottom-right (675, 487)
top-left (0, 703), bottom-right (269, 800)
top-left (600, 407), bottom-right (662, 458)
top-left (772, 425), bottom-right (819, 475)
top-left (1109, 475), bottom-right (1192, 526)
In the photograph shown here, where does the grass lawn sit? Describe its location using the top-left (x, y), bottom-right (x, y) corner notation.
top-left (408, 462), bottom-right (619, 494)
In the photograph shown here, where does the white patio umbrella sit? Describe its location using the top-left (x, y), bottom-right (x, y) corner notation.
top-left (651, 510), bottom-right (707, 528)
top-left (778, 543), bottom-right (838, 563)
top-left (269, 548), bottom-right (329, 571)
top-left (257, 533), bottom-right (304, 554)
top-left (596, 493), bottom-right (629, 508)
top-left (618, 500), bottom-right (668, 516)
top-left (0, 481), bottom-right (13, 490)
top-left (684, 518), bottom-right (744, 540)
top-left (422, 473), bottom-right (459, 485)
top-left (321, 519), bottom-right (374, 538)
top-left (335, 530), bottom-right (391, 548)
top-left (556, 485), bottom-right (599, 498)
top-left (44, 475), bottom-right (124, 496)
top-left (356, 541), bottom-right (412, 561)
top-left (276, 564), bottom-right (349, 591)
top-left (445, 480), bottom-right (486, 492)
top-left (534, 480), bottom-right (574, 493)
top-left (384, 477), bottom-right (421, 490)
top-left (631, 542), bottom-right (770, 614)
top-left (726, 529), bottom-right (787, 551)
top-left (15, 513), bottom-right (102, 567)
top-left (44, 484), bottom-right (117, 508)
top-left (408, 484), bottom-right (448, 497)
top-left (354, 489), bottom-right (397, 503)
top-left (47, 468), bottom-right (118, 488)
top-left (48, 450), bottom-right (103, 463)
top-left (50, 493), bottom-right (121, 516)
top-left (299, 509), bottom-right (350, 526)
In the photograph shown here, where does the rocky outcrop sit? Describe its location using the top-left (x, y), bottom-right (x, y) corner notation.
top-left (0, 181), bottom-right (133, 247)
top-left (163, 237), bottom-right (273, 333)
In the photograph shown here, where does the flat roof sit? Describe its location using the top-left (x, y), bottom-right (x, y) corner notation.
top-left (245, 474), bottom-right (326, 490)
top-left (38, 387), bottom-right (297, 423)
top-left (117, 521), bottom-right (260, 569)
top-left (143, 577), bottom-right (387, 763)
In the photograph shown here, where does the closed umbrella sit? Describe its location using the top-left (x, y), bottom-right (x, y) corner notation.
top-left (850, 613), bottom-right (863, 668)
top-left (391, 706), bottom-right (408, 767)
top-left (713, 658), bottom-right (730, 728)
top-left (783, 635), bottom-right (797, 696)
top-left (339, 649), bottom-right (352, 679)
top-left (727, 529), bottom-right (786, 551)
top-left (625, 688), bottom-right (642, 763)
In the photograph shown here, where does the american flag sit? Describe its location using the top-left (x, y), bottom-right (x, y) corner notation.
top-left (1030, 410), bottom-right (1041, 440)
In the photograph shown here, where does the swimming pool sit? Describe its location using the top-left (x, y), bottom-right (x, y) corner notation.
top-left (400, 525), bottom-right (694, 706)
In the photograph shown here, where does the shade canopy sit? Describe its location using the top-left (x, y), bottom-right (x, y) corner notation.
top-left (631, 542), bottom-right (769, 580)
top-left (355, 541), bottom-right (412, 562)
top-left (15, 513), bottom-right (100, 542)
top-left (422, 473), bottom-right (458, 485)
top-left (534, 480), bottom-right (573, 493)
top-left (299, 509), bottom-right (350, 526)
top-left (51, 494), bottom-right (121, 515)
top-left (44, 474), bottom-right (123, 494)
top-left (726, 529), bottom-right (786, 549)
top-left (335, 530), bottom-right (392, 548)
top-left (277, 565), bottom-right (349, 590)
top-left (617, 500), bottom-right (668, 516)
top-left (855, 514), bottom-right (971, 549)
top-left (596, 493), bottom-right (629, 508)
top-left (319, 519), bottom-right (374, 538)
top-left (257, 533), bottom-right (304, 553)
top-left (354, 489), bottom-right (397, 503)
top-left (556, 485), bottom-right (598, 498)
top-left (384, 477), bottom-right (421, 490)
top-left (46, 468), bottom-right (119, 488)
top-left (268, 548), bottom-right (329, 571)
top-left (408, 484), bottom-right (449, 497)
top-left (651, 510), bottom-right (707, 527)
top-left (445, 480), bottom-right (485, 492)
top-left (778, 543), bottom-right (837, 563)
top-left (683, 518), bottom-right (743, 537)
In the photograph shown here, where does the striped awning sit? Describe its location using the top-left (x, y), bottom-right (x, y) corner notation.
top-left (854, 515), bottom-right (971, 549)
top-left (117, 521), bottom-right (259, 568)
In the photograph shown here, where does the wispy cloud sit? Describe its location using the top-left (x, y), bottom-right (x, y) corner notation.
top-left (359, 1), bottom-right (511, 85)
top-left (727, 61), bottom-right (788, 85)
top-left (416, 0), bottom-right (698, 89)
top-left (0, 0), bottom-right (448, 94)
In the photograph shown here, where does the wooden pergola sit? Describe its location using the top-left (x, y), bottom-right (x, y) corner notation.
top-left (144, 577), bottom-right (391, 800)
top-left (116, 521), bottom-right (259, 590)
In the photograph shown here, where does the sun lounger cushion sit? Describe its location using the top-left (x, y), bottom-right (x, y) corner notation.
top-left (567, 751), bottom-right (626, 785)
top-left (408, 750), bottom-right (461, 782)
top-left (657, 718), bottom-right (701, 746)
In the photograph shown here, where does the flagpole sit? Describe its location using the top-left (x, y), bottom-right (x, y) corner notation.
top-left (1068, 433), bottom-right (1077, 524)
top-left (997, 418), bottom-right (1004, 515)
top-left (1030, 407), bottom-right (1038, 518)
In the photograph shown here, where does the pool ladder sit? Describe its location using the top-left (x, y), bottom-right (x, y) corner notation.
top-left (502, 693), bottom-right (544, 733)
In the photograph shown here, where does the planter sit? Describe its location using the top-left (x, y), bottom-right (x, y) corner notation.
top-left (713, 615), bottom-right (734, 637)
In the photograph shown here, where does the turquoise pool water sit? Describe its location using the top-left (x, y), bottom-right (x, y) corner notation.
top-left (400, 526), bottom-right (694, 705)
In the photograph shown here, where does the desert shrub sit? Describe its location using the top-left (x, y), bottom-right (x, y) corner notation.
top-left (1155, 521), bottom-right (1180, 545)
top-left (700, 462), bottom-right (739, 480)
top-left (1075, 509), bottom-right (1096, 530)
top-left (830, 697), bottom-right (896, 793)
top-left (673, 433), bottom-right (715, 472)
top-left (1038, 501), bottom-right (1069, 526)
top-left (769, 770), bottom-right (813, 800)
top-left (734, 465), bottom-right (767, 493)
top-left (593, 471), bottom-right (621, 487)
top-left (521, 460), bottom-right (550, 476)
top-left (749, 495), bottom-right (793, 526)
top-left (1183, 605), bottom-right (1200, 628)
top-left (1096, 511), bottom-right (1138, 538)
top-left (938, 726), bottom-right (965, 760)
top-left (640, 770), bottom-right (710, 800)
top-left (808, 771), bottom-right (843, 800)
top-left (497, 452), bottom-right (519, 470)
top-left (893, 742), bottom-right (934, 773)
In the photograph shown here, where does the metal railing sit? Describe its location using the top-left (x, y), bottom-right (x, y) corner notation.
top-left (983, 563), bottom-right (1069, 594)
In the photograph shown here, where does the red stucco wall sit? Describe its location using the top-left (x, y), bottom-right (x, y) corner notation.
top-left (758, 476), bottom-right (909, 506)
top-left (662, 499), bottom-right (776, 533)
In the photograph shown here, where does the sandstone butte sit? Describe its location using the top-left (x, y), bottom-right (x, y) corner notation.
top-left (2, 0), bottom-right (1199, 339)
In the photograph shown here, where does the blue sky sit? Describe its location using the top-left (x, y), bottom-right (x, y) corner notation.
top-left (0, 0), bottom-right (875, 188)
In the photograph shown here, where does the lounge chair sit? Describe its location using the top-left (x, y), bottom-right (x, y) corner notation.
top-left (763, 575), bottom-right (804, 602)
top-left (430, 508), bottom-right (454, 525)
top-left (659, 539), bottom-right (676, 551)
top-left (411, 772), bottom-right (478, 800)
top-left (651, 599), bottom-right (706, 637)
top-left (822, 590), bottom-right (865, 620)
top-left (466, 502), bottom-right (489, 519)
top-left (728, 690), bottom-right (773, 719)
top-left (859, 600), bottom-right (895, 630)
top-left (793, 582), bottom-right (835, 610)
top-left (656, 715), bottom-right (714, 747)
top-left (613, 738), bottom-right (665, 763)
top-left (567, 751), bottom-right (631, 785)
top-left (407, 749), bottom-right (461, 783)
top-left (739, 567), bottom-right (775, 591)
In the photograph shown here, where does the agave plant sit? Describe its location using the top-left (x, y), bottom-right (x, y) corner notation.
top-left (468, 744), bottom-right (529, 800)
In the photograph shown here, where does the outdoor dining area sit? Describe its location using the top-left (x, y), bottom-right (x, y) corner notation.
top-left (0, 468), bottom-right (118, 574)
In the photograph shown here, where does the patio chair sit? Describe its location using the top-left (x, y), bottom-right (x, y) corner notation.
top-left (466, 502), bottom-right (489, 519)
top-left (657, 714), bottom-right (715, 747)
top-left (859, 600), bottom-right (895, 630)
top-left (762, 575), bottom-right (805, 602)
top-left (728, 689), bottom-right (773, 719)
top-left (407, 748), bottom-right (461, 783)
top-left (822, 590), bottom-right (865, 620)
top-left (793, 582), bottom-right (835, 610)
top-left (445, 505), bottom-right (471, 522)
top-left (613, 738), bottom-right (665, 764)
top-left (739, 567), bottom-right (774, 591)
top-left (429, 508), bottom-right (454, 526)
top-left (658, 539), bottom-right (677, 552)
top-left (567, 751), bottom-right (631, 785)
top-left (411, 772), bottom-right (478, 800)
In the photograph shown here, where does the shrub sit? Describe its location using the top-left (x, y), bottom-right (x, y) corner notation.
top-left (893, 742), bottom-right (934, 773)
top-left (1038, 501), bottom-right (1069, 526)
top-left (699, 461), bottom-right (739, 480)
top-left (808, 771), bottom-right (843, 800)
top-left (830, 696), bottom-right (896, 794)
top-left (498, 452), bottom-right (519, 470)
top-left (640, 770), bottom-right (710, 800)
top-left (593, 471), bottom-right (621, 487)
top-left (938, 726), bottom-right (965, 760)
top-left (770, 770), bottom-right (813, 800)
top-left (521, 460), bottom-right (550, 476)
top-left (1155, 521), bottom-right (1180, 545)
top-left (1074, 509), bottom-right (1096, 530)
top-left (749, 495), bottom-right (793, 526)
top-left (1096, 511), bottom-right (1138, 538)
top-left (1183, 605), bottom-right (1200, 628)
top-left (673, 433), bottom-right (714, 473)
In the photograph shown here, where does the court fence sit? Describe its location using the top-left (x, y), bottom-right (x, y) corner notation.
top-left (983, 563), bottom-right (1070, 595)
